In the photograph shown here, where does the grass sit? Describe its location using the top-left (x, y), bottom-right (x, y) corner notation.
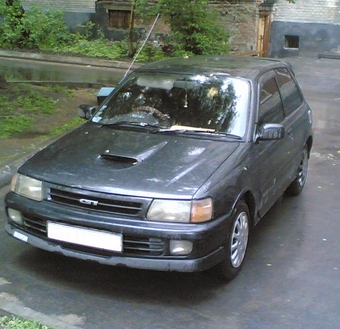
top-left (0, 316), bottom-right (53, 329)
top-left (0, 83), bottom-right (81, 140)
top-left (51, 117), bottom-right (84, 136)
top-left (1, 115), bottom-right (34, 139)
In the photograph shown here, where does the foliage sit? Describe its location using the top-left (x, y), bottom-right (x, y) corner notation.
top-left (0, 0), bottom-right (129, 59)
top-left (135, 42), bottom-right (165, 62)
top-left (0, 0), bottom-right (27, 48)
top-left (0, 316), bottom-right (52, 329)
top-left (16, 91), bottom-right (56, 114)
top-left (58, 39), bottom-right (128, 60)
top-left (51, 21), bottom-right (131, 60)
top-left (0, 0), bottom-right (231, 61)
top-left (0, 83), bottom-right (75, 139)
top-left (51, 117), bottom-right (84, 136)
top-left (135, 0), bottom-right (230, 56)
top-left (0, 1), bottom-right (72, 49)
top-left (75, 20), bottom-right (97, 40)
top-left (3, 84), bottom-right (57, 114)
top-left (0, 115), bottom-right (33, 139)
top-left (160, 0), bottom-right (229, 55)
top-left (48, 84), bottom-right (74, 97)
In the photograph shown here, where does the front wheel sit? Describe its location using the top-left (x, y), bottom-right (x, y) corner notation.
top-left (212, 200), bottom-right (250, 281)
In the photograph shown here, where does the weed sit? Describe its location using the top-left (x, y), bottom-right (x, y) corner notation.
top-left (17, 93), bottom-right (56, 114)
top-left (0, 315), bottom-right (52, 329)
top-left (0, 115), bottom-right (33, 139)
top-left (48, 84), bottom-right (74, 97)
top-left (51, 117), bottom-right (84, 136)
top-left (0, 83), bottom-right (87, 139)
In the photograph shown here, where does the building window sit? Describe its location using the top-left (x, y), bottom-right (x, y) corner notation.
top-left (285, 35), bottom-right (299, 49)
top-left (108, 10), bottom-right (130, 29)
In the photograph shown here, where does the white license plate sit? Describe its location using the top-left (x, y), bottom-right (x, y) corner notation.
top-left (47, 222), bottom-right (123, 252)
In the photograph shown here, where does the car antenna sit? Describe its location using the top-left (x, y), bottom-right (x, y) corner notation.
top-left (121, 13), bottom-right (160, 82)
top-left (97, 13), bottom-right (160, 105)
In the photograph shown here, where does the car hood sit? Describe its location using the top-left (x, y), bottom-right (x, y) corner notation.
top-left (21, 124), bottom-right (240, 198)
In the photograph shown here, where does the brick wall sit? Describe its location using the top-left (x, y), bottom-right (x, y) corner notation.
top-left (273, 0), bottom-right (340, 24)
top-left (21, 0), bottom-right (95, 13)
top-left (211, 2), bottom-right (259, 53)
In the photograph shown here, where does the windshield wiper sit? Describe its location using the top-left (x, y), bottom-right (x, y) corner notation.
top-left (157, 128), bottom-right (242, 139)
top-left (101, 121), bottom-right (160, 131)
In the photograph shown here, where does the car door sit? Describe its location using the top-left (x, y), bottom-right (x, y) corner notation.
top-left (254, 70), bottom-right (295, 217)
top-left (275, 67), bottom-right (310, 180)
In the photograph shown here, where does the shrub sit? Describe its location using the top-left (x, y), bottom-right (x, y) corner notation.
top-left (0, 1), bottom-right (72, 49)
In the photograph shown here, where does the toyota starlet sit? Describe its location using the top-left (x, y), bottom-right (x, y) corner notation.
top-left (5, 55), bottom-right (313, 280)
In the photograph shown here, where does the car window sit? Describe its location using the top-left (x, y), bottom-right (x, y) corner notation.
top-left (275, 67), bottom-right (303, 116)
top-left (92, 73), bottom-right (250, 138)
top-left (258, 77), bottom-right (284, 125)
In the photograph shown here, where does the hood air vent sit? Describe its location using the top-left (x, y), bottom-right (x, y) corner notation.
top-left (100, 154), bottom-right (138, 169)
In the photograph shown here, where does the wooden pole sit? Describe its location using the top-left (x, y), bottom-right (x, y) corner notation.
top-left (128, 0), bottom-right (136, 57)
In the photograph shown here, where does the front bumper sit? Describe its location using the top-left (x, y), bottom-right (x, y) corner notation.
top-left (6, 223), bottom-right (226, 272)
top-left (5, 192), bottom-right (231, 273)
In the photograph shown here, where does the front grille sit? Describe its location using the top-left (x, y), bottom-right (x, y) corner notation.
top-left (23, 214), bottom-right (46, 237)
top-left (124, 236), bottom-right (165, 256)
top-left (18, 216), bottom-right (166, 257)
top-left (60, 236), bottom-right (165, 257)
top-left (49, 188), bottom-right (144, 216)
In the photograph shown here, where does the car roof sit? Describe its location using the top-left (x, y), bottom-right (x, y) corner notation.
top-left (136, 55), bottom-right (291, 80)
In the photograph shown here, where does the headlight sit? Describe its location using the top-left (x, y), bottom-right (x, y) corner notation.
top-left (11, 173), bottom-right (43, 201)
top-left (147, 198), bottom-right (213, 223)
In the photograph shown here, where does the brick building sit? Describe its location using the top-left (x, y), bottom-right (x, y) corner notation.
top-left (94, 0), bottom-right (268, 54)
top-left (19, 0), bottom-right (267, 55)
top-left (20, 0), bottom-right (96, 30)
top-left (271, 0), bottom-right (340, 57)
top-left (19, 0), bottom-right (340, 58)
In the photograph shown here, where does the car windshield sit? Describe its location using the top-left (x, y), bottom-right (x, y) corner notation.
top-left (91, 72), bottom-right (250, 138)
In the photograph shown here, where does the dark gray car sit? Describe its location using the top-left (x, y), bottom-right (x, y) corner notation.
top-left (5, 55), bottom-right (313, 280)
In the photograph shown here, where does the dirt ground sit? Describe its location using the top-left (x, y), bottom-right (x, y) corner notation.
top-left (0, 85), bottom-right (99, 168)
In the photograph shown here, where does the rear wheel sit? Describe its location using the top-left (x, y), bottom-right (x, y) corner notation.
top-left (212, 200), bottom-right (250, 281)
top-left (286, 145), bottom-right (309, 196)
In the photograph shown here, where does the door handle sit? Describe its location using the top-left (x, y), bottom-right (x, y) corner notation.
top-left (287, 128), bottom-right (294, 139)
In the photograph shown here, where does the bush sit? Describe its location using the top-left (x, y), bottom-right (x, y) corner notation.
top-left (0, 1), bottom-right (72, 50)
top-left (0, 315), bottom-right (52, 329)
top-left (136, 0), bottom-right (230, 57)
top-left (135, 42), bottom-right (165, 62)
top-left (0, 0), bottom-right (230, 61)
top-left (158, 0), bottom-right (230, 56)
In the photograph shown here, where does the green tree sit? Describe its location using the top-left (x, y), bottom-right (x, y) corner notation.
top-left (159, 0), bottom-right (229, 55)
top-left (0, 0), bottom-right (29, 48)
top-left (0, 0), bottom-right (71, 50)
top-left (135, 0), bottom-right (229, 56)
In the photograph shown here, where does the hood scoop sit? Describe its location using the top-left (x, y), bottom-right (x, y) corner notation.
top-left (100, 154), bottom-right (138, 169)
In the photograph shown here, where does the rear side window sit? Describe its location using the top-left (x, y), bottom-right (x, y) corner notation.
top-left (275, 67), bottom-right (303, 116)
top-left (259, 77), bottom-right (284, 125)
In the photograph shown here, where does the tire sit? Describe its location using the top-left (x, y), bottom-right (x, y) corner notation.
top-left (286, 145), bottom-right (309, 196)
top-left (212, 200), bottom-right (250, 281)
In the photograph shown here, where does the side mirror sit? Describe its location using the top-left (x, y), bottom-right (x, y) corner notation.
top-left (257, 123), bottom-right (285, 141)
top-left (78, 104), bottom-right (96, 120)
